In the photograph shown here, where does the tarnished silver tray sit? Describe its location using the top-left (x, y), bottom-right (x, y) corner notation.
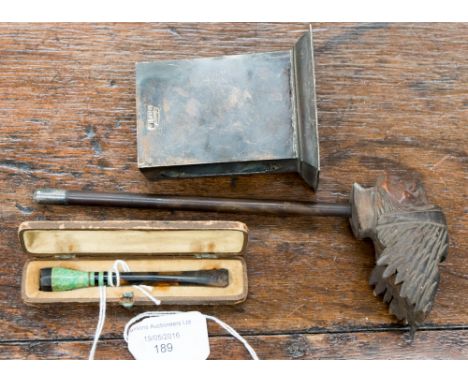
top-left (136, 28), bottom-right (319, 189)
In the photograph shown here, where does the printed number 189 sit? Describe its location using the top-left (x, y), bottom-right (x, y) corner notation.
top-left (155, 343), bottom-right (173, 353)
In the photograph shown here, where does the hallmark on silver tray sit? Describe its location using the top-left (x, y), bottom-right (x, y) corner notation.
top-left (146, 104), bottom-right (160, 130)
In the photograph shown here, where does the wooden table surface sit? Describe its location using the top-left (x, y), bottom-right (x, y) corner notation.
top-left (0, 23), bottom-right (466, 359)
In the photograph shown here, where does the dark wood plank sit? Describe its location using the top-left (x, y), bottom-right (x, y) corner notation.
top-left (1, 330), bottom-right (466, 359)
top-left (0, 23), bottom-right (466, 358)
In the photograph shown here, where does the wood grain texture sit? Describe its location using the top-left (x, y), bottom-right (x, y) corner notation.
top-left (0, 22), bottom-right (466, 359)
top-left (1, 330), bottom-right (466, 360)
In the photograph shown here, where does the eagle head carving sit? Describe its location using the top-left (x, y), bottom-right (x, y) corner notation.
top-left (349, 174), bottom-right (448, 334)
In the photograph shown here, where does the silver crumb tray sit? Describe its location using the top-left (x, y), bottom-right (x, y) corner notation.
top-left (136, 28), bottom-right (319, 189)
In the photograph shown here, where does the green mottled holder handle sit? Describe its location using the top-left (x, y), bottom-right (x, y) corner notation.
top-left (39, 267), bottom-right (229, 292)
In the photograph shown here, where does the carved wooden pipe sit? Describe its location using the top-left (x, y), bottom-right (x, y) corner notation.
top-left (34, 174), bottom-right (448, 331)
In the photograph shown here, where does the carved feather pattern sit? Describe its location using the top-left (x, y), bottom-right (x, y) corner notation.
top-left (371, 209), bottom-right (448, 327)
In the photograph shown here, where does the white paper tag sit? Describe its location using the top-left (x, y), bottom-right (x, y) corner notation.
top-left (126, 312), bottom-right (210, 360)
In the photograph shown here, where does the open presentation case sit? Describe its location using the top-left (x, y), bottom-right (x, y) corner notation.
top-left (19, 220), bottom-right (248, 306)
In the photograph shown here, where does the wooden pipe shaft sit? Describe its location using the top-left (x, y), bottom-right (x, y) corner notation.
top-left (34, 189), bottom-right (352, 217)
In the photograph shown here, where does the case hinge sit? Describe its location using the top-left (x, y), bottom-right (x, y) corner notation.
top-left (53, 254), bottom-right (76, 260)
top-left (194, 253), bottom-right (219, 259)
